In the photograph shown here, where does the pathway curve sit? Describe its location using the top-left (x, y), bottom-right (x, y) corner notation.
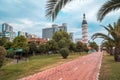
top-left (19, 52), bottom-right (103, 80)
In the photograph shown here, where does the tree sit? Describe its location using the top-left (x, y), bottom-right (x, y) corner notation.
top-left (88, 42), bottom-right (98, 51)
top-left (97, 0), bottom-right (120, 21)
top-left (47, 40), bottom-right (58, 53)
top-left (46, 0), bottom-right (73, 21)
top-left (69, 42), bottom-right (76, 52)
top-left (38, 43), bottom-right (48, 54)
top-left (28, 42), bottom-right (37, 55)
top-left (4, 42), bottom-right (13, 50)
top-left (101, 41), bottom-right (114, 55)
top-left (13, 36), bottom-right (28, 49)
top-left (0, 46), bottom-right (6, 68)
top-left (75, 41), bottom-right (84, 53)
top-left (92, 18), bottom-right (120, 62)
top-left (0, 37), bottom-right (9, 46)
top-left (52, 30), bottom-right (71, 49)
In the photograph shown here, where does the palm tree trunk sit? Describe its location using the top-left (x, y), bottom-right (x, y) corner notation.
top-left (114, 47), bottom-right (120, 62)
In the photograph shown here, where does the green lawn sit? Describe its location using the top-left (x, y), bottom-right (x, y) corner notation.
top-left (0, 53), bottom-right (85, 80)
top-left (99, 54), bottom-right (120, 80)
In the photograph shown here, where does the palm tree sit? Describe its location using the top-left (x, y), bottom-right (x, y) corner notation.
top-left (46, 0), bottom-right (73, 21)
top-left (101, 40), bottom-right (114, 55)
top-left (97, 0), bottom-right (120, 21)
top-left (92, 18), bottom-right (120, 62)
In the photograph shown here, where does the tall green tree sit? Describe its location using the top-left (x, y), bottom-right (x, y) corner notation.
top-left (75, 41), bottom-right (84, 53)
top-left (4, 42), bottom-right (13, 50)
top-left (28, 42), bottom-right (37, 54)
top-left (0, 37), bottom-right (9, 46)
top-left (88, 42), bottom-right (98, 51)
top-left (92, 18), bottom-right (120, 62)
top-left (52, 30), bottom-right (71, 49)
top-left (97, 0), bottom-right (120, 21)
top-left (47, 40), bottom-right (58, 53)
top-left (38, 43), bottom-right (49, 54)
top-left (13, 36), bottom-right (28, 49)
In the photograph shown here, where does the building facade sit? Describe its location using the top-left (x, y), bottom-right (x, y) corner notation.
top-left (27, 38), bottom-right (47, 47)
top-left (42, 23), bottom-right (67, 40)
top-left (2, 23), bottom-right (16, 41)
top-left (82, 14), bottom-right (88, 44)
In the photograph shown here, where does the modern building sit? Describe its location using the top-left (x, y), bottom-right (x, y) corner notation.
top-left (42, 23), bottom-right (67, 40)
top-left (18, 31), bottom-right (38, 38)
top-left (82, 14), bottom-right (88, 44)
top-left (1, 23), bottom-right (16, 41)
top-left (18, 31), bottom-right (25, 36)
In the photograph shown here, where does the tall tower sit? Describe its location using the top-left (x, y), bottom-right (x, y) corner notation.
top-left (82, 14), bottom-right (88, 43)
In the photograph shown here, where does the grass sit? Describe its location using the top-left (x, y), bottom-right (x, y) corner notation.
top-left (99, 54), bottom-right (120, 80)
top-left (0, 53), bottom-right (86, 80)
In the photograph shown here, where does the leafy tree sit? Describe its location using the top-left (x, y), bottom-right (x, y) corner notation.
top-left (69, 42), bottom-right (76, 52)
top-left (97, 0), bottom-right (120, 21)
top-left (88, 42), bottom-right (98, 51)
top-left (76, 41), bottom-right (84, 53)
top-left (92, 18), bottom-right (120, 62)
top-left (28, 42), bottom-right (37, 54)
top-left (47, 40), bottom-right (58, 53)
top-left (52, 30), bottom-right (71, 49)
top-left (13, 36), bottom-right (28, 49)
top-left (83, 44), bottom-right (89, 52)
top-left (0, 37), bottom-right (9, 46)
top-left (0, 46), bottom-right (6, 68)
top-left (4, 42), bottom-right (13, 50)
top-left (38, 43), bottom-right (48, 54)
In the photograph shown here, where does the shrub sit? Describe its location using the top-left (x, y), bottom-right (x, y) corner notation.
top-left (0, 46), bottom-right (6, 68)
top-left (60, 48), bottom-right (69, 59)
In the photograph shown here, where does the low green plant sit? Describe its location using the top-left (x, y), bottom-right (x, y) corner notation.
top-left (60, 48), bottom-right (69, 59)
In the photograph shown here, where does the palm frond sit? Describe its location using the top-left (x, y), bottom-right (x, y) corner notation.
top-left (91, 33), bottom-right (114, 42)
top-left (45, 0), bottom-right (73, 21)
top-left (97, 0), bottom-right (120, 21)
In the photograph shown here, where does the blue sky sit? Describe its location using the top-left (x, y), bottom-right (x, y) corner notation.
top-left (0, 0), bottom-right (120, 44)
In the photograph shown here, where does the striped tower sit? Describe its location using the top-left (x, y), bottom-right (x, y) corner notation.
top-left (82, 14), bottom-right (88, 43)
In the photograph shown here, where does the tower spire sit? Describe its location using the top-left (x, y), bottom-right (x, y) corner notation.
top-left (83, 13), bottom-right (86, 20)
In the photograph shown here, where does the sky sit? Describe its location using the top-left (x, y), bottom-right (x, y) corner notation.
top-left (0, 0), bottom-right (120, 44)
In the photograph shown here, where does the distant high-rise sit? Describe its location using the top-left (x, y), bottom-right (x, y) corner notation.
top-left (42, 23), bottom-right (67, 40)
top-left (69, 32), bottom-right (73, 42)
top-left (2, 23), bottom-right (13, 32)
top-left (82, 14), bottom-right (88, 43)
top-left (18, 31), bottom-right (25, 36)
top-left (2, 23), bottom-right (16, 41)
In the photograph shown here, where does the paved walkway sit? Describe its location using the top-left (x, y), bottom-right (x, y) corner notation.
top-left (19, 52), bottom-right (103, 80)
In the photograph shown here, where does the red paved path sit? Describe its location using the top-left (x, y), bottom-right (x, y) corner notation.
top-left (19, 52), bottom-right (103, 80)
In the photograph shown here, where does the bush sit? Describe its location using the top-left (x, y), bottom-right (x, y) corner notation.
top-left (60, 48), bottom-right (69, 59)
top-left (0, 46), bottom-right (6, 68)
